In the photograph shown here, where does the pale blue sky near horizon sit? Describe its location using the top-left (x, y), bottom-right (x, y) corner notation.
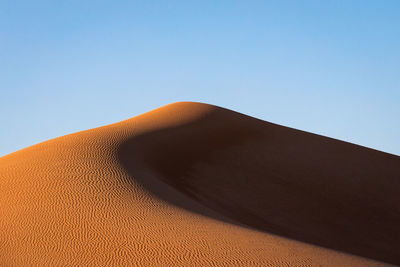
top-left (1, 1), bottom-right (399, 156)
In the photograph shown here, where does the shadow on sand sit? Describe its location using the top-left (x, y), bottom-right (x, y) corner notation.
top-left (117, 107), bottom-right (400, 265)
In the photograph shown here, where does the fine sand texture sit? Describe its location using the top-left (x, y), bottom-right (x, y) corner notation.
top-left (1, 102), bottom-right (399, 266)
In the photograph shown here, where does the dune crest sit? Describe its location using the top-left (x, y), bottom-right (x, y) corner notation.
top-left (1, 102), bottom-right (399, 266)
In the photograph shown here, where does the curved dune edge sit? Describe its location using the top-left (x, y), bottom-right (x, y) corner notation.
top-left (1, 102), bottom-right (399, 266)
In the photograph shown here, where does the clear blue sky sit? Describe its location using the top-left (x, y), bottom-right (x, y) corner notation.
top-left (1, 1), bottom-right (399, 156)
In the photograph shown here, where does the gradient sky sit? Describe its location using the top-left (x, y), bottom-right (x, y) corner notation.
top-left (1, 1), bottom-right (399, 157)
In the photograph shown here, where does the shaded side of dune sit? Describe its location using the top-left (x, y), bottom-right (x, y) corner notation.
top-left (118, 102), bottom-right (400, 265)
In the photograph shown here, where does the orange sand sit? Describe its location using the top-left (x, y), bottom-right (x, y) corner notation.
top-left (1, 102), bottom-right (399, 266)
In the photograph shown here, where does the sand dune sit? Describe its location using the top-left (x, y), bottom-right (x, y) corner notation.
top-left (1, 102), bottom-right (399, 266)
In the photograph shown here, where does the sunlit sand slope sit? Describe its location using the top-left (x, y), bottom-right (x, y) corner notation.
top-left (1, 102), bottom-right (399, 266)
